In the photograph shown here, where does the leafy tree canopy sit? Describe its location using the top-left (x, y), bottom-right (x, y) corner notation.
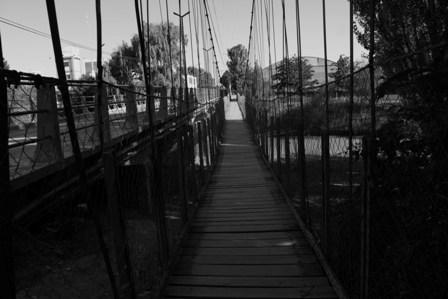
top-left (329, 55), bottom-right (350, 82)
top-left (2, 58), bottom-right (9, 70)
top-left (219, 70), bottom-right (232, 89)
top-left (353, 0), bottom-right (448, 77)
top-left (225, 44), bottom-right (248, 93)
top-left (272, 56), bottom-right (318, 95)
top-left (107, 22), bottom-right (186, 87)
top-left (187, 66), bottom-right (214, 87)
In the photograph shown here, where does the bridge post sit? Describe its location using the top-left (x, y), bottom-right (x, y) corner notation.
top-left (34, 83), bottom-right (63, 163)
top-left (321, 129), bottom-right (330, 253)
top-left (276, 117), bottom-right (282, 181)
top-left (197, 122), bottom-right (205, 183)
top-left (285, 124), bottom-right (291, 194)
top-left (103, 151), bottom-right (137, 299)
top-left (187, 124), bottom-right (198, 199)
top-left (207, 117), bottom-right (215, 166)
top-left (177, 124), bottom-right (188, 223)
top-left (0, 36), bottom-right (16, 298)
top-left (171, 87), bottom-right (177, 117)
top-left (270, 116), bottom-right (274, 165)
top-left (147, 139), bottom-right (169, 265)
top-left (96, 84), bottom-right (110, 143)
top-left (178, 87), bottom-right (184, 116)
top-left (202, 119), bottom-right (210, 170)
top-left (297, 123), bottom-right (309, 225)
top-left (264, 111), bottom-right (268, 158)
top-left (125, 85), bottom-right (138, 132)
top-left (159, 86), bottom-right (168, 121)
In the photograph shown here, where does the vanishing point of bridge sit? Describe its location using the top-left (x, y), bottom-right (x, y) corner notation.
top-left (162, 101), bottom-right (338, 298)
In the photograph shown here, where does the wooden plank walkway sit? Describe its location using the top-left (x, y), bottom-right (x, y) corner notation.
top-left (162, 118), bottom-right (338, 298)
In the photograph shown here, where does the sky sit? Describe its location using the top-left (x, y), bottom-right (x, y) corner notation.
top-left (0, 0), bottom-right (367, 78)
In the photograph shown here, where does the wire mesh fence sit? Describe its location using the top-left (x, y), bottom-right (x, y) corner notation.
top-left (243, 57), bottom-right (448, 298)
top-left (1, 68), bottom-right (224, 298)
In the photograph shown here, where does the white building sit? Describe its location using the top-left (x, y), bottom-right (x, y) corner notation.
top-left (62, 47), bottom-right (98, 80)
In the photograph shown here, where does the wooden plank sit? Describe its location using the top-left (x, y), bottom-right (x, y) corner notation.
top-left (168, 275), bottom-right (332, 288)
top-left (194, 211), bottom-right (294, 219)
top-left (198, 206), bottom-right (292, 214)
top-left (187, 232), bottom-right (302, 240)
top-left (183, 238), bottom-right (307, 248)
top-left (164, 285), bottom-right (338, 298)
top-left (194, 214), bottom-right (295, 222)
top-left (177, 255), bottom-right (319, 265)
top-left (197, 204), bottom-right (291, 211)
top-left (181, 246), bottom-right (313, 256)
top-left (163, 118), bottom-right (338, 299)
top-left (191, 219), bottom-right (297, 227)
top-left (190, 224), bottom-right (299, 233)
top-left (172, 264), bottom-right (325, 277)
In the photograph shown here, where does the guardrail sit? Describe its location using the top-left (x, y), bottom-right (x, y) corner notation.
top-left (1, 69), bottom-right (225, 298)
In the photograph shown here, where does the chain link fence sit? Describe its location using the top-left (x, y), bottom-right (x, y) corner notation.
top-left (244, 55), bottom-right (448, 298)
top-left (1, 69), bottom-right (224, 298)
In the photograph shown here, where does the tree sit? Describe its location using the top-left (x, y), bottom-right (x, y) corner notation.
top-left (219, 70), bottom-right (232, 89)
top-left (226, 44), bottom-right (248, 93)
top-left (352, 2), bottom-right (448, 297)
top-left (2, 58), bottom-right (9, 70)
top-left (329, 54), bottom-right (350, 89)
top-left (188, 66), bottom-right (214, 87)
top-left (272, 56), bottom-right (318, 95)
top-left (107, 22), bottom-right (185, 86)
top-left (353, 0), bottom-right (448, 77)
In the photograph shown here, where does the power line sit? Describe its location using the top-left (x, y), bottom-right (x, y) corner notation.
top-left (0, 16), bottom-right (110, 55)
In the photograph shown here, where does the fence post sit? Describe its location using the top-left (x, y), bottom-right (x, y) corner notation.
top-left (197, 122), bottom-right (205, 184)
top-left (0, 44), bottom-right (16, 298)
top-left (276, 117), bottom-right (282, 181)
top-left (125, 85), bottom-right (138, 132)
top-left (202, 119), bottom-right (211, 171)
top-left (285, 124), bottom-right (291, 193)
top-left (103, 151), bottom-right (137, 299)
top-left (264, 111), bottom-right (268, 158)
top-left (177, 124), bottom-right (188, 223)
top-left (171, 87), bottom-right (177, 117)
top-left (96, 84), bottom-right (110, 143)
top-left (178, 87), bottom-right (184, 116)
top-left (159, 86), bottom-right (168, 121)
top-left (34, 83), bottom-right (63, 163)
top-left (207, 118), bottom-right (214, 165)
top-left (145, 139), bottom-right (169, 265)
top-left (321, 129), bottom-right (330, 253)
top-left (297, 123), bottom-right (309, 225)
top-left (270, 116), bottom-right (274, 166)
top-left (188, 124), bottom-right (198, 199)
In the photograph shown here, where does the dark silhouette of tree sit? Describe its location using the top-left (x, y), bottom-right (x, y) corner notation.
top-left (2, 58), bottom-right (9, 70)
top-left (219, 70), bottom-right (232, 90)
top-left (329, 54), bottom-right (350, 89)
top-left (187, 66), bottom-right (214, 87)
top-left (226, 44), bottom-right (248, 93)
top-left (107, 22), bottom-right (185, 86)
top-left (272, 56), bottom-right (317, 95)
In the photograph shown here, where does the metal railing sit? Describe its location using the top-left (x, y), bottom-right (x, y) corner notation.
top-left (243, 62), bottom-right (448, 298)
top-left (1, 69), bottom-right (225, 298)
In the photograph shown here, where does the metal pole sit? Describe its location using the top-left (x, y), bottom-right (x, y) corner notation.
top-left (361, 0), bottom-right (375, 297)
top-left (349, 0), bottom-right (354, 203)
top-left (46, 2), bottom-right (120, 297)
top-left (96, 0), bottom-right (105, 150)
top-left (321, 0), bottom-right (330, 255)
top-left (0, 30), bottom-right (16, 299)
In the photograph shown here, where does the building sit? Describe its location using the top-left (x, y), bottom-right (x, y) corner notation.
top-left (84, 59), bottom-right (98, 78)
top-left (63, 47), bottom-right (83, 80)
top-left (62, 47), bottom-right (98, 80)
top-left (263, 56), bottom-right (336, 85)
